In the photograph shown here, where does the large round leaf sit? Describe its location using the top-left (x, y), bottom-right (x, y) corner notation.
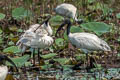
top-left (6, 55), bottom-right (30, 67)
top-left (50, 15), bottom-right (64, 26)
top-left (80, 22), bottom-right (111, 35)
top-left (55, 38), bottom-right (64, 46)
top-left (3, 46), bottom-right (21, 54)
top-left (70, 26), bottom-right (83, 33)
top-left (12, 7), bottom-right (32, 20)
top-left (54, 58), bottom-right (70, 65)
top-left (41, 53), bottom-right (57, 59)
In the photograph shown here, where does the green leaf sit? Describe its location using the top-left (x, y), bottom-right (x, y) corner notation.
top-left (117, 53), bottom-right (120, 57)
top-left (81, 22), bottom-right (111, 35)
top-left (102, 5), bottom-right (111, 16)
top-left (12, 7), bottom-right (32, 20)
top-left (3, 46), bottom-right (21, 54)
top-left (75, 54), bottom-right (86, 61)
top-left (116, 13), bottom-right (120, 19)
top-left (62, 65), bottom-right (73, 70)
top-left (50, 15), bottom-right (63, 22)
top-left (8, 41), bottom-right (14, 45)
top-left (0, 13), bottom-right (5, 20)
top-left (6, 55), bottom-right (30, 67)
top-left (17, 29), bottom-right (23, 32)
top-left (70, 26), bottom-right (83, 33)
top-left (64, 31), bottom-right (68, 40)
top-left (95, 63), bottom-right (102, 68)
top-left (12, 7), bottom-right (25, 20)
top-left (54, 58), bottom-right (70, 65)
top-left (40, 64), bottom-right (52, 70)
top-left (0, 38), bottom-right (3, 44)
top-left (56, 74), bottom-right (61, 79)
top-left (88, 0), bottom-right (95, 4)
top-left (23, 0), bottom-right (33, 5)
top-left (41, 53), bottom-right (57, 59)
top-left (0, 28), bottom-right (3, 34)
top-left (50, 15), bottom-right (64, 26)
top-left (25, 62), bottom-right (32, 67)
top-left (117, 37), bottom-right (120, 42)
top-left (55, 38), bottom-right (64, 46)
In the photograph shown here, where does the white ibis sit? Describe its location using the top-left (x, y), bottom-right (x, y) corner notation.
top-left (0, 54), bottom-right (18, 80)
top-left (16, 17), bottom-right (54, 65)
top-left (54, 3), bottom-right (83, 24)
top-left (55, 19), bottom-right (111, 69)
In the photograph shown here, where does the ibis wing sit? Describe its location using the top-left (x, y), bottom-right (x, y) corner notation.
top-left (99, 39), bottom-right (111, 51)
top-left (70, 35), bottom-right (103, 51)
top-left (17, 31), bottom-right (36, 47)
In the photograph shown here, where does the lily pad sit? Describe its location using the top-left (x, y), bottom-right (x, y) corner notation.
top-left (3, 46), bottom-right (21, 54)
top-left (54, 58), bottom-right (70, 65)
top-left (6, 55), bottom-right (30, 67)
top-left (41, 53), bottom-right (57, 59)
top-left (70, 26), bottom-right (83, 33)
top-left (50, 15), bottom-right (64, 26)
top-left (12, 7), bottom-right (32, 20)
top-left (81, 22), bottom-right (111, 35)
top-left (55, 38), bottom-right (64, 46)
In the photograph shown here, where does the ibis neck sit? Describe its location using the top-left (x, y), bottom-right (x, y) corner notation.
top-left (45, 23), bottom-right (53, 36)
top-left (66, 22), bottom-right (71, 36)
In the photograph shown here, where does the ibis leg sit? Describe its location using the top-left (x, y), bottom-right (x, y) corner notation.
top-left (86, 54), bottom-right (90, 72)
top-left (38, 48), bottom-right (40, 65)
top-left (86, 54), bottom-right (97, 72)
top-left (90, 56), bottom-right (96, 68)
top-left (86, 54), bottom-right (88, 67)
top-left (33, 48), bottom-right (35, 66)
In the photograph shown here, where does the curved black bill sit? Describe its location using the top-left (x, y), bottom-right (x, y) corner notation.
top-left (0, 54), bottom-right (18, 72)
top-left (55, 21), bottom-right (66, 37)
top-left (55, 19), bottom-right (71, 37)
top-left (34, 16), bottom-right (51, 32)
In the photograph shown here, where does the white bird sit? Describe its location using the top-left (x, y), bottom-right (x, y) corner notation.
top-left (16, 17), bottom-right (54, 65)
top-left (54, 3), bottom-right (83, 24)
top-left (55, 19), bottom-right (111, 68)
top-left (0, 54), bottom-right (18, 80)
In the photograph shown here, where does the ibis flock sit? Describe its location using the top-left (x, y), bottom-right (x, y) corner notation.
top-left (1, 3), bottom-right (111, 79)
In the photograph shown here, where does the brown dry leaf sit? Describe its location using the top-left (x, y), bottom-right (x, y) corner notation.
top-left (9, 26), bottom-right (18, 32)
top-left (5, 74), bottom-right (15, 80)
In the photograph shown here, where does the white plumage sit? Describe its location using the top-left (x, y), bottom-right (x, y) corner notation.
top-left (55, 3), bottom-right (83, 24)
top-left (69, 33), bottom-right (111, 52)
top-left (16, 18), bottom-right (53, 65)
top-left (56, 20), bottom-right (111, 69)
top-left (0, 54), bottom-right (18, 80)
top-left (56, 20), bottom-right (111, 53)
top-left (0, 66), bottom-right (8, 80)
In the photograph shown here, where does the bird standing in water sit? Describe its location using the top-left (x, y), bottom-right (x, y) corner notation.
top-left (16, 16), bottom-right (53, 65)
top-left (56, 19), bottom-right (111, 69)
